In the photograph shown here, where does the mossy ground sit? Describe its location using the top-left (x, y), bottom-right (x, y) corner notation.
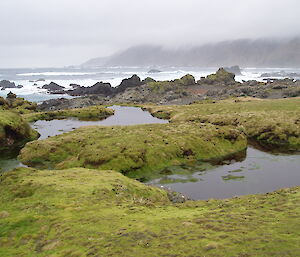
top-left (2, 99), bottom-right (300, 256)
top-left (0, 167), bottom-right (300, 256)
top-left (19, 122), bottom-right (247, 181)
top-left (23, 106), bottom-right (114, 122)
top-left (145, 97), bottom-right (300, 152)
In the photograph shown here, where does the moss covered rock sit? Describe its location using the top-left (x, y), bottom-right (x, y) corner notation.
top-left (198, 68), bottom-right (236, 86)
top-left (19, 122), bottom-right (247, 180)
top-left (0, 110), bottom-right (39, 151)
top-left (0, 93), bottom-right (37, 114)
top-left (174, 74), bottom-right (196, 86)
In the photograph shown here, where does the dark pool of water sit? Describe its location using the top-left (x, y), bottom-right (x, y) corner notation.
top-left (31, 105), bottom-right (168, 140)
top-left (148, 147), bottom-right (300, 200)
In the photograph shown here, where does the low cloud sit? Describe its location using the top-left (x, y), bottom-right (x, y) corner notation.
top-left (0, 0), bottom-right (299, 67)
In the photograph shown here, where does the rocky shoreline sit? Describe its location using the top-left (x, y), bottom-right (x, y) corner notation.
top-left (37, 68), bottom-right (300, 111)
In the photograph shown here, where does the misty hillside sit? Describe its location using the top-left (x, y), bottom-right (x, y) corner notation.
top-left (83, 38), bottom-right (300, 68)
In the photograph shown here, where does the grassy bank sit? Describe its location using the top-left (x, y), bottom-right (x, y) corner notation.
top-left (0, 167), bottom-right (299, 256)
top-left (145, 97), bottom-right (300, 152)
top-left (19, 122), bottom-right (247, 181)
top-left (23, 106), bottom-right (114, 122)
top-left (0, 95), bottom-right (37, 114)
top-left (0, 110), bottom-right (39, 152)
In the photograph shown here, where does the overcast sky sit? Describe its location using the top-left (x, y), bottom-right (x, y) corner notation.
top-left (0, 0), bottom-right (299, 68)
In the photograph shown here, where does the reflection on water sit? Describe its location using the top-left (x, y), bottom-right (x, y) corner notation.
top-left (148, 147), bottom-right (300, 200)
top-left (31, 106), bottom-right (168, 140)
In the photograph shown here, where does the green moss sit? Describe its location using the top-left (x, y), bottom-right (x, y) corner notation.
top-left (1, 167), bottom-right (300, 256)
top-left (147, 74), bottom-right (195, 93)
top-left (23, 106), bottom-right (114, 122)
top-left (19, 122), bottom-right (247, 180)
top-left (174, 74), bottom-right (196, 86)
top-left (142, 77), bottom-right (156, 83)
top-left (198, 68), bottom-right (236, 85)
top-left (145, 98), bottom-right (300, 152)
top-left (8, 98), bottom-right (37, 114)
top-left (0, 96), bottom-right (37, 114)
top-left (148, 80), bottom-right (173, 93)
top-left (0, 110), bottom-right (39, 151)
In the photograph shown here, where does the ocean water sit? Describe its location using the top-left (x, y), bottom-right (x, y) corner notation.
top-left (1, 67), bottom-right (300, 102)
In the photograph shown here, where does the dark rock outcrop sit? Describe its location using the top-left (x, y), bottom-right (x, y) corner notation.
top-left (69, 83), bottom-right (81, 89)
top-left (42, 82), bottom-right (65, 93)
top-left (64, 75), bottom-right (143, 97)
top-left (67, 82), bottom-right (113, 96)
top-left (115, 75), bottom-right (142, 94)
top-left (6, 91), bottom-right (17, 100)
top-left (0, 80), bottom-right (19, 90)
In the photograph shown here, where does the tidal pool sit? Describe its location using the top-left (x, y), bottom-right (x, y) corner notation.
top-left (31, 105), bottom-right (168, 139)
top-left (148, 147), bottom-right (300, 200)
top-left (0, 106), bottom-right (168, 171)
